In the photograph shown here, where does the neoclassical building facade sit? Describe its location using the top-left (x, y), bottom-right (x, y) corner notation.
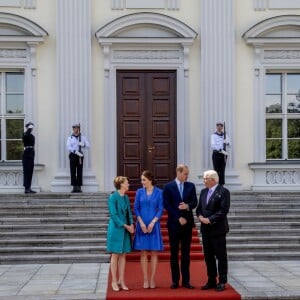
top-left (0, 0), bottom-right (300, 193)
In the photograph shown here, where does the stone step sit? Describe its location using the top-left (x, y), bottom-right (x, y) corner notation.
top-left (228, 215), bottom-right (299, 222)
top-left (230, 204), bottom-right (300, 209)
top-left (0, 195), bottom-right (109, 204)
top-left (0, 230), bottom-right (105, 238)
top-left (0, 253), bottom-right (110, 264)
top-left (0, 224), bottom-right (103, 232)
top-left (0, 238), bottom-right (105, 247)
top-left (0, 204), bottom-right (105, 208)
top-left (228, 228), bottom-right (300, 236)
top-left (0, 206), bottom-right (106, 211)
top-left (0, 212), bottom-right (107, 218)
top-left (0, 217), bottom-right (108, 225)
top-left (229, 209), bottom-right (300, 215)
top-left (0, 245), bottom-right (107, 255)
top-left (227, 251), bottom-right (300, 260)
top-left (227, 243), bottom-right (300, 252)
top-left (230, 191), bottom-right (300, 198)
top-left (227, 236), bottom-right (300, 244)
top-left (229, 221), bottom-right (300, 229)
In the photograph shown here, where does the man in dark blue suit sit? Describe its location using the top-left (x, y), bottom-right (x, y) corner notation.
top-left (163, 164), bottom-right (198, 289)
top-left (196, 170), bottom-right (230, 292)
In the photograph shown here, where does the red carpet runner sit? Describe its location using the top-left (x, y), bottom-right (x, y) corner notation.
top-left (106, 191), bottom-right (241, 300)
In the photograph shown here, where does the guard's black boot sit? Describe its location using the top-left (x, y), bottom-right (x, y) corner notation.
top-left (71, 186), bottom-right (77, 193)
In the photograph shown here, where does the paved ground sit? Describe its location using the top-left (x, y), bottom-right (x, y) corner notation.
top-left (0, 261), bottom-right (299, 300)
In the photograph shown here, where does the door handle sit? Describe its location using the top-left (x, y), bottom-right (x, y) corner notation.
top-left (148, 145), bottom-right (155, 153)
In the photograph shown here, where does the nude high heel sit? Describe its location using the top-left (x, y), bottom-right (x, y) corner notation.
top-left (111, 282), bottom-right (120, 292)
top-left (118, 281), bottom-right (129, 291)
top-left (120, 282), bottom-right (129, 291)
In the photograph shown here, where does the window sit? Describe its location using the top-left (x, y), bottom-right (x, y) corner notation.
top-left (265, 72), bottom-right (300, 160)
top-left (0, 71), bottom-right (25, 161)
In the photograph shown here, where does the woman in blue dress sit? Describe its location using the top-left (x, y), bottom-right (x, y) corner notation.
top-left (132, 170), bottom-right (164, 289)
top-left (107, 176), bottom-right (134, 292)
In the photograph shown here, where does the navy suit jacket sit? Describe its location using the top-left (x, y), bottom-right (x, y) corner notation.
top-left (163, 180), bottom-right (198, 231)
top-left (196, 184), bottom-right (230, 236)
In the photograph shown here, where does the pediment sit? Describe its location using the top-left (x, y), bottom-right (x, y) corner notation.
top-left (0, 12), bottom-right (48, 42)
top-left (96, 12), bottom-right (197, 42)
top-left (243, 15), bottom-right (300, 44)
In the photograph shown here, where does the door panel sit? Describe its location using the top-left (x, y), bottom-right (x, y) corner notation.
top-left (117, 70), bottom-right (176, 190)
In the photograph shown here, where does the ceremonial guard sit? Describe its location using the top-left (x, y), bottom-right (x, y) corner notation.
top-left (66, 123), bottom-right (90, 192)
top-left (210, 122), bottom-right (230, 185)
top-left (22, 121), bottom-right (36, 194)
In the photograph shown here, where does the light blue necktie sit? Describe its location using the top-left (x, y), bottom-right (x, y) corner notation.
top-left (179, 183), bottom-right (183, 198)
top-left (206, 189), bottom-right (212, 204)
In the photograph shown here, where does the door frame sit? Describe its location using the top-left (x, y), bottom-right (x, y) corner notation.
top-left (116, 70), bottom-right (177, 190)
top-left (95, 13), bottom-right (197, 191)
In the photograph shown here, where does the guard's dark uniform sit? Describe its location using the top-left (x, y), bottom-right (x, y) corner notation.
top-left (22, 122), bottom-right (36, 193)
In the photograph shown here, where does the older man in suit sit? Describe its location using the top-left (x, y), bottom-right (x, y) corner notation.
top-left (196, 170), bottom-right (230, 292)
top-left (163, 164), bottom-right (198, 289)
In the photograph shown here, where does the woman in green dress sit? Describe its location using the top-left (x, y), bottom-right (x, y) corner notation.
top-left (107, 176), bottom-right (134, 292)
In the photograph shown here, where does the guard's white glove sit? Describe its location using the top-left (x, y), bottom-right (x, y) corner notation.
top-left (75, 151), bottom-right (84, 157)
top-left (223, 139), bottom-right (229, 144)
top-left (221, 150), bottom-right (228, 156)
top-left (78, 141), bottom-right (85, 147)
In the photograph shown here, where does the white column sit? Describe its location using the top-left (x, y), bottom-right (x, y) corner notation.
top-left (200, 0), bottom-right (241, 189)
top-left (51, 0), bottom-right (98, 192)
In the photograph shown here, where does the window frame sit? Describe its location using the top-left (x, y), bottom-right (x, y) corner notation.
top-left (265, 71), bottom-right (300, 160)
top-left (0, 70), bottom-right (26, 162)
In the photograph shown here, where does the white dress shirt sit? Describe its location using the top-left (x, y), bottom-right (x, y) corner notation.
top-left (66, 134), bottom-right (90, 154)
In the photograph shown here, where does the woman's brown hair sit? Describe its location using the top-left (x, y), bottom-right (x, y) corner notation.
top-left (142, 170), bottom-right (156, 185)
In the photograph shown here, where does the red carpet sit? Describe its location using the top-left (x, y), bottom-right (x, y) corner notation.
top-left (106, 191), bottom-right (241, 299)
top-left (106, 261), bottom-right (241, 299)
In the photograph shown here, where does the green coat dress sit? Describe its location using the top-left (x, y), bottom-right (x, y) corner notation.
top-left (106, 191), bottom-right (133, 253)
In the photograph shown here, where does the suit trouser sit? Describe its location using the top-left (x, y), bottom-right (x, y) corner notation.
top-left (202, 233), bottom-right (228, 284)
top-left (69, 153), bottom-right (84, 187)
top-left (22, 149), bottom-right (35, 189)
top-left (212, 151), bottom-right (226, 185)
top-left (168, 224), bottom-right (192, 285)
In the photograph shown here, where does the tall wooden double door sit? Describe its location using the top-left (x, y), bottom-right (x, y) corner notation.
top-left (117, 70), bottom-right (177, 190)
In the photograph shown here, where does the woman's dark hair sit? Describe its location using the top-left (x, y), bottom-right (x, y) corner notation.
top-left (142, 170), bottom-right (156, 185)
top-left (113, 176), bottom-right (128, 190)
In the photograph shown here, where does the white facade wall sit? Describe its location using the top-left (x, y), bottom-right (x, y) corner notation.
top-left (0, 0), bottom-right (299, 192)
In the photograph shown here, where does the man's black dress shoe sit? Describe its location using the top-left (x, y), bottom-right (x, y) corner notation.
top-left (182, 283), bottom-right (194, 289)
top-left (215, 283), bottom-right (225, 292)
top-left (201, 282), bottom-right (217, 290)
top-left (170, 283), bottom-right (179, 289)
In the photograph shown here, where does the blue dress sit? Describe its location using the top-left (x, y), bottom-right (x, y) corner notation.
top-left (132, 187), bottom-right (164, 251)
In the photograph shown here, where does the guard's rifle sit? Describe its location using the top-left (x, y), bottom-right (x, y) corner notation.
top-left (223, 121), bottom-right (228, 163)
top-left (78, 124), bottom-right (82, 165)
